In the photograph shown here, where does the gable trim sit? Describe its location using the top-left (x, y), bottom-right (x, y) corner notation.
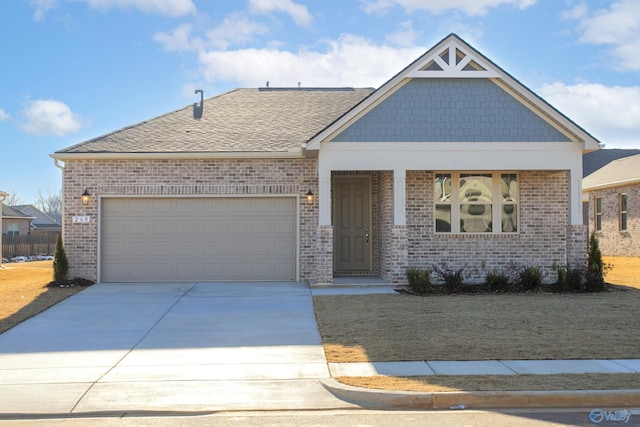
top-left (307, 33), bottom-right (600, 151)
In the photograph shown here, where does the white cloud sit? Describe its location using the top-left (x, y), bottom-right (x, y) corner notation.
top-left (0, 108), bottom-right (10, 121)
top-left (360, 0), bottom-right (538, 16)
top-left (248, 0), bottom-right (313, 26)
top-left (206, 13), bottom-right (270, 50)
top-left (84, 0), bottom-right (196, 16)
top-left (20, 99), bottom-right (84, 136)
top-left (154, 23), bottom-right (202, 52)
top-left (567, 0), bottom-right (640, 71)
top-left (30, 0), bottom-right (195, 19)
top-left (30, 0), bottom-right (58, 21)
top-left (540, 82), bottom-right (640, 147)
top-left (386, 21), bottom-right (419, 47)
top-left (197, 34), bottom-right (424, 88)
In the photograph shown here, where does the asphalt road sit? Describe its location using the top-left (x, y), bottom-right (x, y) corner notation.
top-left (2, 408), bottom-right (639, 427)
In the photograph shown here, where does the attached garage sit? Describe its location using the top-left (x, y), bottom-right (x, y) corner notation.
top-left (100, 197), bottom-right (297, 282)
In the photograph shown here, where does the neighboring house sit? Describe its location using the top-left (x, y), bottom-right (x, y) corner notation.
top-left (51, 34), bottom-right (599, 284)
top-left (583, 154), bottom-right (640, 257)
top-left (12, 204), bottom-right (62, 236)
top-left (581, 149), bottom-right (640, 226)
top-left (1, 205), bottom-right (34, 237)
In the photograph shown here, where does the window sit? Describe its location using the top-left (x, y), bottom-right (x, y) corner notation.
top-left (620, 193), bottom-right (628, 231)
top-left (434, 172), bottom-right (518, 234)
top-left (7, 223), bottom-right (19, 236)
top-left (595, 197), bottom-right (602, 231)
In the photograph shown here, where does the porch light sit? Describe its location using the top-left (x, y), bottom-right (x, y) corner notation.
top-left (306, 189), bottom-right (314, 204)
top-left (81, 188), bottom-right (91, 205)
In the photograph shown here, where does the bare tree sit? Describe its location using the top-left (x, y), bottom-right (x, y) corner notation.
top-left (36, 187), bottom-right (62, 223)
top-left (4, 191), bottom-right (20, 206)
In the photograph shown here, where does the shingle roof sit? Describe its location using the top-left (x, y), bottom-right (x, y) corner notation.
top-left (583, 154), bottom-right (640, 190)
top-left (2, 205), bottom-right (34, 219)
top-left (583, 149), bottom-right (640, 177)
top-left (56, 88), bottom-right (373, 155)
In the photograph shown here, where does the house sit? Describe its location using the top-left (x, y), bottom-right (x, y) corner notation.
top-left (12, 204), bottom-right (62, 237)
top-left (51, 34), bottom-right (599, 284)
top-left (583, 154), bottom-right (640, 257)
top-left (1, 205), bottom-right (34, 237)
top-left (581, 148), bottom-right (640, 226)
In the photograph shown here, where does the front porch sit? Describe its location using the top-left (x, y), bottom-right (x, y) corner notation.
top-left (314, 171), bottom-right (409, 286)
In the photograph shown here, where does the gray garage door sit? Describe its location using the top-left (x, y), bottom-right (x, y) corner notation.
top-left (101, 197), bottom-right (297, 282)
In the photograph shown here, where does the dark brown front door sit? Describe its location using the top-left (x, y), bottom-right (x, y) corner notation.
top-left (333, 177), bottom-right (371, 272)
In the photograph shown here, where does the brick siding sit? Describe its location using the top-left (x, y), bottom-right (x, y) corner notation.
top-left (62, 158), bottom-right (318, 281)
top-left (405, 170), bottom-right (576, 282)
top-left (588, 184), bottom-right (640, 257)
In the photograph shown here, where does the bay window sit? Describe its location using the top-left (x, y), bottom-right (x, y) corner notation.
top-left (434, 172), bottom-right (518, 234)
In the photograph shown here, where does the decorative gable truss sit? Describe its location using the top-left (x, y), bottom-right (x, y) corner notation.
top-left (406, 38), bottom-right (500, 79)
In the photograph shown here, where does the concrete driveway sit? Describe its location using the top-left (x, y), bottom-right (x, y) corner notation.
top-left (0, 282), bottom-right (356, 416)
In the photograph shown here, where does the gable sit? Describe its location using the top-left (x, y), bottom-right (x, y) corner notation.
top-left (332, 78), bottom-right (571, 143)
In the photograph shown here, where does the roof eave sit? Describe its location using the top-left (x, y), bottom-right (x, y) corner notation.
top-left (583, 177), bottom-right (640, 191)
top-left (50, 149), bottom-right (307, 161)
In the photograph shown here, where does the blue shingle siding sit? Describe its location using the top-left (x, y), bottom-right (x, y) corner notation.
top-left (333, 79), bottom-right (571, 143)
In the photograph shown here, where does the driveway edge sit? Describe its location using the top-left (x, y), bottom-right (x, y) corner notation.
top-left (320, 379), bottom-right (640, 409)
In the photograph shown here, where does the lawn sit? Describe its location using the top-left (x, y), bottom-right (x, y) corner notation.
top-left (0, 261), bottom-right (83, 334)
top-left (314, 256), bottom-right (640, 391)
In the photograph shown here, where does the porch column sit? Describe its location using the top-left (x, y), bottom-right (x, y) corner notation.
top-left (391, 169), bottom-right (408, 285)
top-left (316, 166), bottom-right (333, 283)
top-left (319, 169), bottom-right (331, 226)
top-left (567, 164), bottom-right (588, 264)
top-left (394, 169), bottom-right (406, 226)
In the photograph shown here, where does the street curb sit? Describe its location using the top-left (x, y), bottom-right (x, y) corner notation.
top-left (320, 379), bottom-right (640, 409)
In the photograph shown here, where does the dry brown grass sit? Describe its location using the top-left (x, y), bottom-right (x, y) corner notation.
top-left (0, 261), bottom-right (83, 334)
top-left (314, 256), bottom-right (640, 392)
top-left (604, 256), bottom-right (640, 289)
top-left (338, 373), bottom-right (640, 392)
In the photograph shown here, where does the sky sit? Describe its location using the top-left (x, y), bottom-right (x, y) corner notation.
top-left (1, 0), bottom-right (639, 205)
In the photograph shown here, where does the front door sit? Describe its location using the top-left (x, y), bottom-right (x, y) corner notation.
top-left (333, 177), bottom-right (371, 273)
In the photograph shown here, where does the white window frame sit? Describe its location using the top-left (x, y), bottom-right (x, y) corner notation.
top-left (595, 197), bottom-right (602, 231)
top-left (619, 193), bottom-right (628, 232)
top-left (7, 223), bottom-right (19, 237)
top-left (434, 171), bottom-right (519, 234)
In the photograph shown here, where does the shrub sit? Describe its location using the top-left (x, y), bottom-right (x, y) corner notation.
top-left (586, 233), bottom-right (610, 292)
top-left (406, 267), bottom-right (432, 295)
top-left (555, 264), bottom-right (587, 292)
top-left (485, 270), bottom-right (511, 293)
top-left (432, 263), bottom-right (465, 294)
top-left (517, 266), bottom-right (542, 292)
top-left (52, 235), bottom-right (69, 284)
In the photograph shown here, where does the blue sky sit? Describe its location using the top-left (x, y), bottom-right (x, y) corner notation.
top-left (1, 0), bottom-right (639, 204)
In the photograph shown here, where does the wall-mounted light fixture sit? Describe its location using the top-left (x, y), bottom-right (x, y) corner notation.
top-left (81, 188), bottom-right (91, 205)
top-left (306, 189), bottom-right (314, 204)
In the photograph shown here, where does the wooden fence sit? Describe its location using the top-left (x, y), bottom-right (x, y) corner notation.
top-left (2, 233), bottom-right (60, 258)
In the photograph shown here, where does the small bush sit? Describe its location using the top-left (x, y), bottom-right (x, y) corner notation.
top-left (555, 264), bottom-right (587, 292)
top-left (485, 270), bottom-right (511, 293)
top-left (52, 235), bottom-right (69, 284)
top-left (432, 263), bottom-right (465, 294)
top-left (406, 267), bottom-right (432, 295)
top-left (586, 233), bottom-right (610, 292)
top-left (517, 266), bottom-right (542, 292)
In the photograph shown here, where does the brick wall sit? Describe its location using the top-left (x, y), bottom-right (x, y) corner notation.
top-left (588, 184), bottom-right (639, 257)
top-left (406, 170), bottom-right (574, 282)
top-left (62, 158), bottom-right (318, 282)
